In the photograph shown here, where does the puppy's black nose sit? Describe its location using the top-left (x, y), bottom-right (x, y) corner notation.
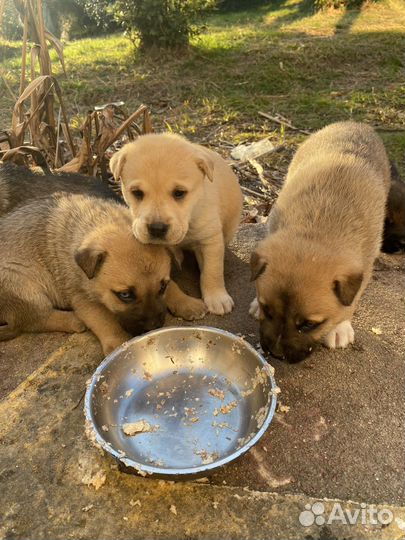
top-left (148, 222), bottom-right (169, 239)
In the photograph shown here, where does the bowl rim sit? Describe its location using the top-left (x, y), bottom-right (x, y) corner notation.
top-left (84, 325), bottom-right (278, 477)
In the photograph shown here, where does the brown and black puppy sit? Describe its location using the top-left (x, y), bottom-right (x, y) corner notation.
top-left (0, 194), bottom-right (171, 355)
top-left (0, 161), bottom-right (121, 217)
top-left (382, 162), bottom-right (405, 253)
top-left (250, 121), bottom-right (390, 363)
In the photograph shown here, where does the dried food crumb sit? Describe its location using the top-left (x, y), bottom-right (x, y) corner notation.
top-left (371, 327), bottom-right (383, 335)
top-left (122, 421), bottom-right (159, 436)
top-left (208, 388), bottom-right (225, 400)
top-left (278, 404), bottom-right (290, 413)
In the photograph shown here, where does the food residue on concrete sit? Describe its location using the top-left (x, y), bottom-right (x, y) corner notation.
top-left (371, 327), bottom-right (383, 335)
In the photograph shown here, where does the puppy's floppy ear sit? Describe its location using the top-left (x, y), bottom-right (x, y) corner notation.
top-left (250, 251), bottom-right (267, 282)
top-left (75, 246), bottom-right (106, 279)
top-left (333, 272), bottom-right (363, 306)
top-left (194, 147), bottom-right (214, 182)
top-left (109, 148), bottom-right (127, 181)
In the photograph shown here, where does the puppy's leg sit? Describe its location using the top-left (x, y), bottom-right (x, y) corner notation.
top-left (41, 310), bottom-right (86, 333)
top-left (197, 233), bottom-right (234, 315)
top-left (72, 296), bottom-right (130, 356)
top-left (165, 281), bottom-right (207, 321)
top-left (0, 274), bottom-right (83, 337)
top-left (323, 320), bottom-right (355, 349)
top-left (0, 324), bottom-right (20, 341)
top-left (249, 297), bottom-right (260, 319)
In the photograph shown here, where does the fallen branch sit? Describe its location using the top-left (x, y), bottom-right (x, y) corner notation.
top-left (258, 111), bottom-right (311, 135)
top-left (241, 185), bottom-right (269, 200)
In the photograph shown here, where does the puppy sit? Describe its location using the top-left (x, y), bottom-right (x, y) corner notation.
top-left (382, 162), bottom-right (405, 253)
top-left (109, 133), bottom-right (243, 316)
top-left (250, 121), bottom-right (390, 363)
top-left (0, 161), bottom-right (121, 217)
top-left (0, 194), bottom-right (171, 355)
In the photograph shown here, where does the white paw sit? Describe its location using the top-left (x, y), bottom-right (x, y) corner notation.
top-left (204, 290), bottom-right (234, 315)
top-left (249, 297), bottom-right (260, 320)
top-left (323, 320), bottom-right (355, 349)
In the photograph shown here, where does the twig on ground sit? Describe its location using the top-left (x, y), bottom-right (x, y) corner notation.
top-left (241, 185), bottom-right (269, 200)
top-left (258, 111), bottom-right (311, 135)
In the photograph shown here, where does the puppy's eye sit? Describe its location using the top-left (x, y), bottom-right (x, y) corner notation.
top-left (114, 290), bottom-right (136, 303)
top-left (297, 320), bottom-right (323, 333)
top-left (131, 189), bottom-right (144, 201)
top-left (159, 279), bottom-right (169, 295)
top-left (172, 189), bottom-right (187, 200)
top-left (261, 304), bottom-right (273, 320)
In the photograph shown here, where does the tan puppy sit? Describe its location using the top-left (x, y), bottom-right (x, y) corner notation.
top-left (250, 121), bottom-right (390, 363)
top-left (110, 133), bottom-right (243, 316)
top-left (0, 194), bottom-right (171, 355)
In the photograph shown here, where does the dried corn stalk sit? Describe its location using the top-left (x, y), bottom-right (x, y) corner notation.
top-left (0, 0), bottom-right (154, 175)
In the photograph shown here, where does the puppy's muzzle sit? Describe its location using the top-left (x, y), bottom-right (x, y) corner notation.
top-left (118, 310), bottom-right (166, 336)
top-left (260, 328), bottom-right (314, 364)
top-left (148, 222), bottom-right (169, 240)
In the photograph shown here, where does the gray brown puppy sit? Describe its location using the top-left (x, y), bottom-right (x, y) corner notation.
top-left (110, 133), bottom-right (243, 317)
top-left (382, 162), bottom-right (405, 253)
top-left (0, 161), bottom-right (121, 217)
top-left (0, 194), bottom-right (171, 355)
top-left (250, 121), bottom-right (390, 363)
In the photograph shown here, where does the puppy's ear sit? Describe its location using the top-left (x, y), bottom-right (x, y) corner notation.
top-left (250, 251), bottom-right (267, 282)
top-left (75, 246), bottom-right (106, 279)
top-left (194, 148), bottom-right (214, 182)
top-left (333, 272), bottom-right (363, 306)
top-left (109, 148), bottom-right (127, 181)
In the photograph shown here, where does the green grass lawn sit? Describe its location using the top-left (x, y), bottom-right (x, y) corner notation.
top-left (1, 0), bottom-right (404, 175)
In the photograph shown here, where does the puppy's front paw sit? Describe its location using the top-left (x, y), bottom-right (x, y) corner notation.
top-left (101, 332), bottom-right (130, 356)
top-left (249, 297), bottom-right (260, 320)
top-left (204, 290), bottom-right (234, 315)
top-left (170, 296), bottom-right (207, 321)
top-left (71, 318), bottom-right (87, 333)
top-left (323, 320), bottom-right (354, 349)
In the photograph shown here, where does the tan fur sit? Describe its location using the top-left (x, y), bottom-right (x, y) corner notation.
top-left (250, 121), bottom-right (390, 363)
top-left (0, 194), bottom-right (171, 355)
top-left (110, 133), bottom-right (243, 316)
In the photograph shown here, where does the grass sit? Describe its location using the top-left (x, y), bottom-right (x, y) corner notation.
top-left (1, 0), bottom-right (404, 176)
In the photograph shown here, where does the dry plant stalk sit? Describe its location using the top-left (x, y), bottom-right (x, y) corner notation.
top-left (0, 0), bottom-right (154, 176)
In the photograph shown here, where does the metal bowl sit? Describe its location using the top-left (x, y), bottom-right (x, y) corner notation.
top-left (85, 326), bottom-right (278, 478)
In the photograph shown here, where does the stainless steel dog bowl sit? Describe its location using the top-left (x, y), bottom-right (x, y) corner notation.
top-left (85, 326), bottom-right (278, 478)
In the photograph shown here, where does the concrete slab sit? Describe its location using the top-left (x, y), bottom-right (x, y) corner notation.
top-left (1, 333), bottom-right (404, 540)
top-left (0, 224), bottom-right (404, 539)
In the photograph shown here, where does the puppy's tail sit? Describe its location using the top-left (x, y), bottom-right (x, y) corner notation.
top-left (0, 324), bottom-right (20, 341)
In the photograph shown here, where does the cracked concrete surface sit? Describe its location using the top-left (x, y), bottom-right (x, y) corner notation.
top-left (0, 224), bottom-right (404, 539)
